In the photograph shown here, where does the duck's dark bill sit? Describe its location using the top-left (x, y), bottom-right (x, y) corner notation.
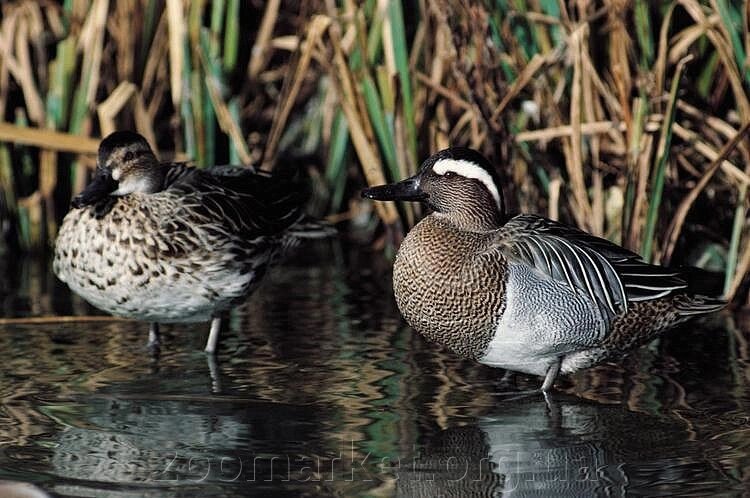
top-left (72, 172), bottom-right (117, 208)
top-left (361, 178), bottom-right (427, 202)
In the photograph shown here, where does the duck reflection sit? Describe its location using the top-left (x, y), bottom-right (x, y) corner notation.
top-left (1, 247), bottom-right (747, 497)
top-left (396, 395), bottom-right (724, 497)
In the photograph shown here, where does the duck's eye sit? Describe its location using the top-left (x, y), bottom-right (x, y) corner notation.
top-left (443, 171), bottom-right (456, 179)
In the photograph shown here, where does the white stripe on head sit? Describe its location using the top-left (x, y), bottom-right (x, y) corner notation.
top-left (432, 158), bottom-right (503, 211)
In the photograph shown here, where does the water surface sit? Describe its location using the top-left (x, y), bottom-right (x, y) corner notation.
top-left (1, 242), bottom-right (749, 497)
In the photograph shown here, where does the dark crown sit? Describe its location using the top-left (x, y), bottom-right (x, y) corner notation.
top-left (98, 131), bottom-right (153, 168)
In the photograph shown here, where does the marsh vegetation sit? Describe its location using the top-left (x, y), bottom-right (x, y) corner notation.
top-left (0, 0), bottom-right (748, 303)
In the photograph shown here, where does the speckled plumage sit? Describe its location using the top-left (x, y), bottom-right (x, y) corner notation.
top-left (364, 147), bottom-right (726, 390)
top-left (54, 131), bottom-right (329, 352)
top-left (393, 215), bottom-right (505, 359)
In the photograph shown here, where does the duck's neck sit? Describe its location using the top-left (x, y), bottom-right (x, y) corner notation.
top-left (434, 207), bottom-right (506, 232)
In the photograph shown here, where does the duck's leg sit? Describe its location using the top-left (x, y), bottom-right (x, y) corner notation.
top-left (206, 354), bottom-right (222, 394)
top-left (541, 357), bottom-right (562, 392)
top-left (147, 322), bottom-right (161, 350)
top-left (204, 316), bottom-right (222, 354)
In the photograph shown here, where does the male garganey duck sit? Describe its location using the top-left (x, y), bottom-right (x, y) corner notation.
top-left (363, 147), bottom-right (725, 391)
top-left (54, 131), bottom-right (331, 353)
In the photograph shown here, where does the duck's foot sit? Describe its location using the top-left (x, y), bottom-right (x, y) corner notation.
top-left (491, 360), bottom-right (562, 403)
top-left (204, 316), bottom-right (221, 354)
top-left (540, 357), bottom-right (561, 392)
top-left (147, 323), bottom-right (161, 354)
top-left (491, 389), bottom-right (559, 411)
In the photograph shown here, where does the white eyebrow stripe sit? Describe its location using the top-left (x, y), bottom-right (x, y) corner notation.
top-left (432, 158), bottom-right (502, 211)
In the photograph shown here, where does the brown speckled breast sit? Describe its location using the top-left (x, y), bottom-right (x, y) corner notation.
top-left (393, 215), bottom-right (507, 359)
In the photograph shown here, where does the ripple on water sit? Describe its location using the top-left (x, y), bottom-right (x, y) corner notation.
top-left (0, 244), bottom-right (748, 497)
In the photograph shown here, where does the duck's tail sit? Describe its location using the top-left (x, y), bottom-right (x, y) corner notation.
top-left (675, 294), bottom-right (727, 316)
top-left (287, 215), bottom-right (337, 239)
top-left (673, 266), bottom-right (727, 316)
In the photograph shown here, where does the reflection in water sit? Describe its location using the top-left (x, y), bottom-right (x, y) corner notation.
top-left (397, 396), bottom-right (734, 497)
top-left (0, 242), bottom-right (749, 496)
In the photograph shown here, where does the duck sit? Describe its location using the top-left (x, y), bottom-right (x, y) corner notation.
top-left (362, 147), bottom-right (726, 391)
top-left (54, 131), bottom-right (332, 353)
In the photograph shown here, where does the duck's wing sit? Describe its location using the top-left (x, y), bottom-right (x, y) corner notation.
top-left (164, 163), bottom-right (306, 237)
top-left (491, 214), bottom-right (687, 317)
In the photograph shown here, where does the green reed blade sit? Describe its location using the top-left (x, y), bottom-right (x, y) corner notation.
top-left (69, 69), bottom-right (91, 135)
top-left (209, 0), bottom-right (226, 59)
top-left (189, 2), bottom-right (205, 166)
top-left (623, 95), bottom-right (647, 242)
top-left (223, 0), bottom-right (239, 73)
top-left (190, 70), bottom-right (206, 166)
top-left (228, 97), bottom-right (241, 165)
top-left (366, 4), bottom-right (385, 65)
top-left (202, 41), bottom-right (217, 167)
top-left (518, 0), bottom-right (546, 56)
top-left (326, 111), bottom-right (350, 212)
top-left (61, 0), bottom-right (73, 30)
top-left (200, 28), bottom-right (226, 167)
top-left (697, 51), bottom-right (720, 98)
top-left (181, 40), bottom-right (196, 161)
top-left (387, 0), bottom-right (416, 167)
top-left (200, 29), bottom-right (232, 165)
top-left (510, 0), bottom-right (536, 60)
top-left (17, 204), bottom-right (31, 251)
top-left (0, 144), bottom-right (16, 210)
top-left (724, 183), bottom-right (747, 296)
top-left (634, 0), bottom-right (654, 67)
top-left (714, 0), bottom-right (748, 83)
top-left (539, 0), bottom-right (562, 44)
top-left (46, 37), bottom-right (76, 129)
top-left (486, 13), bottom-right (516, 81)
top-left (641, 60), bottom-right (688, 262)
top-left (138, 0), bottom-right (160, 78)
top-left (361, 75), bottom-right (399, 181)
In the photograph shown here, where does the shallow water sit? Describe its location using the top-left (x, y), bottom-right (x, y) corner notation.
top-left (1, 241), bottom-right (749, 497)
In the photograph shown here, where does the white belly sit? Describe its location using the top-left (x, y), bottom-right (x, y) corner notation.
top-left (479, 263), bottom-right (607, 376)
top-left (62, 259), bottom-right (260, 323)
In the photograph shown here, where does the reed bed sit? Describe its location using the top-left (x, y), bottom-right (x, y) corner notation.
top-left (0, 0), bottom-right (748, 304)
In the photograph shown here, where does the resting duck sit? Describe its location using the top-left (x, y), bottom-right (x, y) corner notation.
top-left (54, 131), bottom-right (331, 353)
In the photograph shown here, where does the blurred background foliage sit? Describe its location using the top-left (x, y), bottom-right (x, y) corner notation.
top-left (0, 0), bottom-right (748, 304)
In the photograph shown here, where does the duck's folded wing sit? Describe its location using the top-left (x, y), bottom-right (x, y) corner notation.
top-left (166, 164), bottom-right (306, 237)
top-left (491, 214), bottom-right (687, 317)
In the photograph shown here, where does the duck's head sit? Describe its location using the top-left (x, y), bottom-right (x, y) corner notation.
top-left (362, 147), bottom-right (506, 230)
top-left (72, 131), bottom-right (162, 208)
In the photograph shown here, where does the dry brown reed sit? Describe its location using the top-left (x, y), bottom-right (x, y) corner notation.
top-left (0, 0), bottom-right (748, 303)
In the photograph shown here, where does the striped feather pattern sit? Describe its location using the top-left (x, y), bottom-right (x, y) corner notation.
top-left (493, 214), bottom-right (691, 317)
top-left (162, 163), bottom-right (307, 237)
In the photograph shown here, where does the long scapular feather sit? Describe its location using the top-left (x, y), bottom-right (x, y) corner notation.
top-left (494, 215), bottom-right (692, 316)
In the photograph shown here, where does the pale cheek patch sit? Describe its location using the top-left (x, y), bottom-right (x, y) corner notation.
top-left (432, 158), bottom-right (502, 210)
top-left (112, 176), bottom-right (152, 196)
